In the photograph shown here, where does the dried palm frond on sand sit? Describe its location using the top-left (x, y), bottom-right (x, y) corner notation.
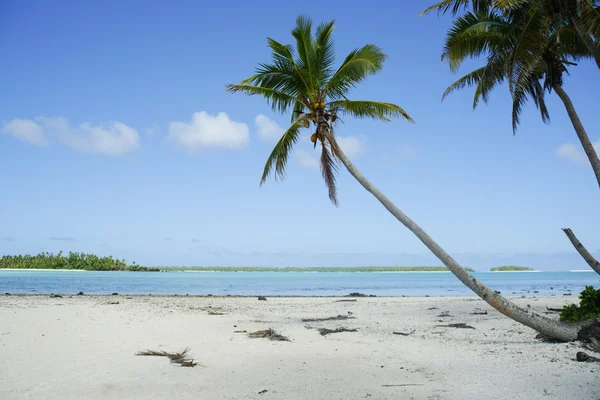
top-left (136, 347), bottom-right (197, 367)
top-left (248, 328), bottom-right (290, 342)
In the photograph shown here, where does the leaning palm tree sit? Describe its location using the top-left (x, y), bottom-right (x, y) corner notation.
top-left (227, 15), bottom-right (599, 341)
top-left (420, 0), bottom-right (600, 69)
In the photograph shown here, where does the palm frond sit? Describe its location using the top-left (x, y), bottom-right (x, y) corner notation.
top-left (260, 118), bottom-right (305, 184)
top-left (329, 100), bottom-right (414, 122)
top-left (226, 84), bottom-right (305, 114)
top-left (291, 15), bottom-right (317, 92)
top-left (442, 11), bottom-right (508, 71)
top-left (578, 0), bottom-right (600, 39)
top-left (320, 139), bottom-right (339, 206)
top-left (419, 0), bottom-right (487, 16)
top-left (442, 57), bottom-right (506, 108)
top-left (314, 20), bottom-right (336, 85)
top-left (323, 45), bottom-right (387, 100)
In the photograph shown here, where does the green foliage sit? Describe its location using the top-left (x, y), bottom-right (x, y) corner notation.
top-left (560, 286), bottom-right (600, 322)
top-left (0, 252), bottom-right (159, 272)
top-left (161, 266), bottom-right (476, 273)
top-left (428, 1), bottom-right (594, 132)
top-left (227, 15), bottom-right (413, 205)
top-left (490, 265), bottom-right (533, 271)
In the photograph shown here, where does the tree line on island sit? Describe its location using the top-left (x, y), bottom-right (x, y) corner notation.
top-left (226, 1), bottom-right (600, 344)
top-left (0, 252), bottom-right (159, 272)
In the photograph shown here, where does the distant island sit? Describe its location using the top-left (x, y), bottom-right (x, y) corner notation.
top-left (490, 266), bottom-right (534, 272)
top-left (0, 254), bottom-right (475, 273)
top-left (0, 252), bottom-right (159, 272)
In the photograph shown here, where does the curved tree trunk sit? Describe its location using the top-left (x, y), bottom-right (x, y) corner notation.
top-left (332, 145), bottom-right (599, 342)
top-left (553, 84), bottom-right (600, 190)
top-left (562, 228), bottom-right (600, 275)
top-left (570, 12), bottom-right (600, 70)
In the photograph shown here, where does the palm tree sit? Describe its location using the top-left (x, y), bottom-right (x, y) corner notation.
top-left (420, 0), bottom-right (600, 69)
top-left (439, 6), bottom-right (600, 190)
top-left (438, 6), bottom-right (600, 275)
top-left (228, 15), bottom-right (599, 342)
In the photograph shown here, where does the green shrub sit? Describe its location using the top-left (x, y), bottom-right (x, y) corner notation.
top-left (560, 286), bottom-right (600, 322)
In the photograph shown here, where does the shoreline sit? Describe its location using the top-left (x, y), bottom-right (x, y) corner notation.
top-left (0, 268), bottom-right (88, 271)
top-left (1, 293), bottom-right (577, 300)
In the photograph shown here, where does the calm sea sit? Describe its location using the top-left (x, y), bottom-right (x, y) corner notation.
top-left (0, 270), bottom-right (598, 296)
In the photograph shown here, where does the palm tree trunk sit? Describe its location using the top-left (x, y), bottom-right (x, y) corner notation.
top-left (562, 228), bottom-right (600, 275)
top-left (553, 84), bottom-right (600, 190)
top-left (333, 146), bottom-right (599, 342)
top-left (570, 12), bottom-right (600, 70)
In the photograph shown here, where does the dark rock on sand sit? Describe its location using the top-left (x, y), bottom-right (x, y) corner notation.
top-left (258, 296), bottom-right (267, 301)
top-left (577, 352), bottom-right (589, 362)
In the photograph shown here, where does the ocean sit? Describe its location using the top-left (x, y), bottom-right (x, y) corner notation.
top-left (0, 269), bottom-right (598, 296)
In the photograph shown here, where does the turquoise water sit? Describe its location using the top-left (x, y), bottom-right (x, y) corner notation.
top-left (0, 270), bottom-right (597, 296)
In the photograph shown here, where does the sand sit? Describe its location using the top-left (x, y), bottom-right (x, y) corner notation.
top-left (0, 295), bottom-right (598, 400)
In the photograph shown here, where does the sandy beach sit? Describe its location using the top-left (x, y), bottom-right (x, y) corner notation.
top-left (0, 295), bottom-right (598, 400)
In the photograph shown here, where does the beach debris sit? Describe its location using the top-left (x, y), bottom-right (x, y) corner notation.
top-left (258, 296), bottom-right (267, 301)
top-left (393, 330), bottom-right (416, 336)
top-left (301, 314), bottom-right (354, 323)
top-left (436, 312), bottom-right (451, 318)
top-left (435, 323), bottom-right (475, 329)
top-left (234, 330), bottom-right (248, 333)
top-left (346, 292), bottom-right (376, 297)
top-left (427, 307), bottom-right (438, 310)
top-left (106, 301), bottom-right (119, 305)
top-left (112, 292), bottom-right (119, 296)
top-left (181, 360), bottom-right (196, 367)
top-left (136, 347), bottom-right (197, 366)
top-left (208, 311), bottom-right (226, 315)
top-left (576, 352), bottom-right (589, 362)
top-left (334, 299), bottom-right (357, 303)
top-left (50, 294), bottom-right (63, 298)
top-left (76, 291), bottom-right (84, 296)
top-left (316, 327), bottom-right (358, 336)
top-left (126, 297), bottom-right (132, 299)
top-left (248, 329), bottom-right (290, 342)
top-left (546, 306), bottom-right (563, 312)
top-left (258, 389), bottom-right (269, 395)
top-left (470, 309), bottom-right (488, 315)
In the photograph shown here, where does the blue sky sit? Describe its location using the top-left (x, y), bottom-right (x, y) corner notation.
top-left (1, 0), bottom-right (599, 270)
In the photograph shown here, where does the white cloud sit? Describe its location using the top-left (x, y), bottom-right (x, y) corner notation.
top-left (168, 111), bottom-right (249, 151)
top-left (1, 119), bottom-right (48, 146)
top-left (556, 141), bottom-right (600, 165)
top-left (255, 114), bottom-right (284, 142)
top-left (296, 149), bottom-right (319, 169)
top-left (336, 136), bottom-right (364, 157)
top-left (38, 117), bottom-right (140, 156)
top-left (2, 117), bottom-right (139, 155)
top-left (383, 144), bottom-right (417, 162)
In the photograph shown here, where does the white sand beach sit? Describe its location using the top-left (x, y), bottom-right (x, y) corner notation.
top-left (0, 295), bottom-right (598, 400)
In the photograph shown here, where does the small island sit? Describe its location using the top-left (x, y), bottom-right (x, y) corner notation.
top-left (0, 252), bottom-right (159, 272)
top-left (490, 266), bottom-right (534, 272)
